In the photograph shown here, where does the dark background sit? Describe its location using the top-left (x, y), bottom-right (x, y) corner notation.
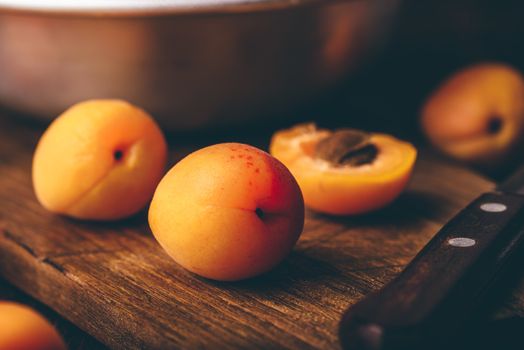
top-left (2, 1), bottom-right (524, 348)
top-left (305, 0), bottom-right (524, 136)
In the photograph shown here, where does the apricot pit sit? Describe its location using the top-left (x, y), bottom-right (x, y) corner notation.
top-left (314, 129), bottom-right (378, 166)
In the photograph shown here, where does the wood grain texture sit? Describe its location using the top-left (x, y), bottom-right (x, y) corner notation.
top-left (0, 115), bottom-right (522, 349)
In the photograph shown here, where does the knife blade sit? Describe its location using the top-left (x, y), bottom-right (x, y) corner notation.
top-left (338, 164), bottom-right (524, 350)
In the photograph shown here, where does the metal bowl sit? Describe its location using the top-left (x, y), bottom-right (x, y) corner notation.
top-left (0, 0), bottom-right (398, 128)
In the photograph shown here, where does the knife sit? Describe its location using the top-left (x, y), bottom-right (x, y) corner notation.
top-left (339, 164), bottom-right (524, 350)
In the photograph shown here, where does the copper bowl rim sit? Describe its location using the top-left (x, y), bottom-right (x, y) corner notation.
top-left (0, 0), bottom-right (352, 17)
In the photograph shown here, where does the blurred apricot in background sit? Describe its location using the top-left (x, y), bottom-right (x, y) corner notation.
top-left (421, 63), bottom-right (524, 167)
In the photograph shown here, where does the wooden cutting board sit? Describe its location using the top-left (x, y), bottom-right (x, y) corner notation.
top-left (1, 115), bottom-right (523, 350)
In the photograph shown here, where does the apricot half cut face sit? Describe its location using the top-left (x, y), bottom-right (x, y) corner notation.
top-left (270, 124), bottom-right (417, 215)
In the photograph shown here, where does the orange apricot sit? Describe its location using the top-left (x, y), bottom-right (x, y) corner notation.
top-left (33, 99), bottom-right (167, 220)
top-left (270, 124), bottom-right (417, 215)
top-left (421, 63), bottom-right (524, 166)
top-left (148, 143), bottom-right (304, 281)
top-left (0, 301), bottom-right (66, 350)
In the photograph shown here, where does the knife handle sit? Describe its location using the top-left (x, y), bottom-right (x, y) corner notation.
top-left (339, 192), bottom-right (524, 350)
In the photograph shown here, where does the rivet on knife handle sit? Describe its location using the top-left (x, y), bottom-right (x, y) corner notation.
top-left (338, 192), bottom-right (524, 350)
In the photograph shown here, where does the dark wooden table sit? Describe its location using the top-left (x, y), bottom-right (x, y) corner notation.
top-left (1, 112), bottom-right (523, 349)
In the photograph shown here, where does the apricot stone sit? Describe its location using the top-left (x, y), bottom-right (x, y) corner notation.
top-left (0, 302), bottom-right (66, 350)
top-left (148, 143), bottom-right (305, 281)
top-left (33, 99), bottom-right (167, 220)
top-left (421, 63), bottom-right (524, 166)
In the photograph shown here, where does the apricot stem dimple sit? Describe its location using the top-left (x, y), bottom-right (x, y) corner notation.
top-left (314, 129), bottom-right (378, 167)
top-left (255, 207), bottom-right (264, 220)
top-left (113, 149), bottom-right (124, 161)
top-left (487, 116), bottom-right (503, 135)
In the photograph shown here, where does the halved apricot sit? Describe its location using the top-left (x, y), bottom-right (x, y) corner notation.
top-left (270, 124), bottom-right (417, 215)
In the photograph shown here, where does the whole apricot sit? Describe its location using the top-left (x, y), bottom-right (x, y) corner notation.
top-left (0, 302), bottom-right (66, 350)
top-left (421, 63), bottom-right (524, 166)
top-left (148, 143), bottom-right (304, 281)
top-left (33, 99), bottom-right (167, 220)
top-left (270, 124), bottom-right (416, 215)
